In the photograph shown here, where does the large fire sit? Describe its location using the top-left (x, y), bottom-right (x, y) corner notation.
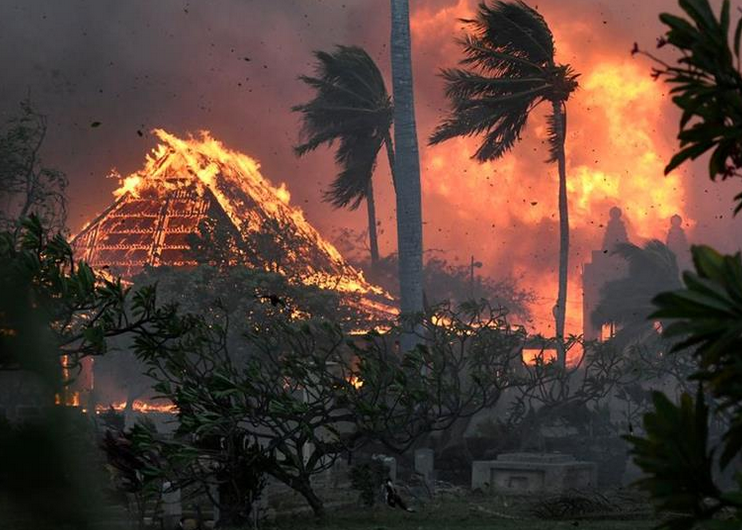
top-left (68, 2), bottom-right (691, 363)
top-left (409, 2), bottom-right (692, 352)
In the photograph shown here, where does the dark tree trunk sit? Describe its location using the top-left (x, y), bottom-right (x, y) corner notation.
top-left (390, 0), bottom-right (424, 353)
top-left (552, 101), bottom-right (570, 368)
top-left (366, 179), bottom-right (380, 265)
top-left (294, 478), bottom-right (326, 519)
top-left (217, 482), bottom-right (249, 528)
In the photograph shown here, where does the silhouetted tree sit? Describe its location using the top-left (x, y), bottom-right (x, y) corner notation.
top-left (0, 99), bottom-right (67, 234)
top-left (294, 46), bottom-right (395, 266)
top-left (430, 0), bottom-right (578, 366)
top-left (592, 241), bottom-right (682, 347)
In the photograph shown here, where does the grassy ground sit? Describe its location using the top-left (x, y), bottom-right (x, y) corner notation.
top-left (263, 496), bottom-right (657, 530)
top-left (1, 490), bottom-right (658, 530)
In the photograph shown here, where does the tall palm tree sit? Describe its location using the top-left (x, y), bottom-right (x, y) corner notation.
top-left (293, 46), bottom-right (395, 266)
top-left (429, 0), bottom-right (578, 366)
top-left (592, 240), bottom-right (682, 347)
top-left (391, 0), bottom-right (425, 351)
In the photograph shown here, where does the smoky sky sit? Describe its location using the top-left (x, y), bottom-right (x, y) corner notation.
top-left (2, 0), bottom-right (741, 333)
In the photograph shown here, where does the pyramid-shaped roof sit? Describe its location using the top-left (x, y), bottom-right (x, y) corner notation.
top-left (71, 129), bottom-right (395, 321)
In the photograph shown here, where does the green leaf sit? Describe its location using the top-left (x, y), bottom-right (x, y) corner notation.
top-left (665, 142), bottom-right (714, 174)
top-left (660, 13), bottom-right (700, 38)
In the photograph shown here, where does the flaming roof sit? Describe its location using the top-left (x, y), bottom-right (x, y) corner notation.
top-left (71, 129), bottom-right (395, 321)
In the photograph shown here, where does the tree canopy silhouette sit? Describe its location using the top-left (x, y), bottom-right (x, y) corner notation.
top-left (592, 240), bottom-right (681, 346)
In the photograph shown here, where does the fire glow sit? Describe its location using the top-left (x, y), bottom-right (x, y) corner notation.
top-left (104, 129), bottom-right (392, 302)
top-left (95, 400), bottom-right (177, 415)
top-left (408, 2), bottom-right (692, 351)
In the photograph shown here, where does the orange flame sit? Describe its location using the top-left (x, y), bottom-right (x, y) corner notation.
top-left (55, 391), bottom-right (80, 407)
top-left (109, 129), bottom-right (394, 305)
top-left (95, 400), bottom-right (177, 414)
top-left (522, 348), bottom-right (558, 366)
top-left (410, 4), bottom-right (692, 358)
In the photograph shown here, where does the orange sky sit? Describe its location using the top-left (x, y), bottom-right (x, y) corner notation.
top-left (404, 0), bottom-right (691, 334)
top-left (2, 0), bottom-right (741, 337)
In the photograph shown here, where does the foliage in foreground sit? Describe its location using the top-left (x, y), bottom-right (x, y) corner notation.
top-left (626, 246), bottom-right (742, 529)
top-left (626, 1), bottom-right (742, 527)
top-left (0, 215), bottom-right (158, 385)
top-left (126, 298), bottom-right (525, 521)
top-left (635, 0), bottom-right (742, 213)
top-left (0, 218), bottom-right (165, 528)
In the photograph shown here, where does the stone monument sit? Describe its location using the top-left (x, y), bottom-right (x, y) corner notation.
top-left (666, 214), bottom-right (691, 271)
top-left (472, 453), bottom-right (596, 494)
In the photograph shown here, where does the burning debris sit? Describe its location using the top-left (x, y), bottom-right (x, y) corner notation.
top-left (95, 400), bottom-right (177, 415)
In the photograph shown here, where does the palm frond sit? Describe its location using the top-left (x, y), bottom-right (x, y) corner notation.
top-left (430, 1), bottom-right (579, 162)
top-left (613, 241), bottom-right (681, 281)
top-left (430, 85), bottom-right (547, 161)
top-left (467, 1), bottom-right (554, 69)
top-left (293, 45), bottom-right (392, 208)
top-left (440, 68), bottom-right (547, 101)
top-left (324, 133), bottom-right (385, 209)
top-left (459, 34), bottom-right (544, 77)
top-left (592, 240), bottom-right (682, 333)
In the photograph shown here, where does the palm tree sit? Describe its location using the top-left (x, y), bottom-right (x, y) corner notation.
top-left (391, 0), bottom-right (425, 351)
top-left (293, 46), bottom-right (395, 266)
top-left (429, 0), bottom-right (578, 366)
top-left (592, 240), bottom-right (682, 348)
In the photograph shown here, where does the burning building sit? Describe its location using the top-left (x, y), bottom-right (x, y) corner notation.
top-left (71, 129), bottom-right (395, 317)
top-left (67, 129), bottom-right (396, 415)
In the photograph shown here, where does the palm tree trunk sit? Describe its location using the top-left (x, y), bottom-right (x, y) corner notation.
top-left (390, 0), bottom-right (424, 352)
top-left (552, 101), bottom-right (569, 368)
top-left (365, 179), bottom-right (380, 265)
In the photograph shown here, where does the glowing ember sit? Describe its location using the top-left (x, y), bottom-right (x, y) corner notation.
top-left (55, 391), bottom-right (81, 407)
top-left (347, 375), bottom-right (364, 389)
